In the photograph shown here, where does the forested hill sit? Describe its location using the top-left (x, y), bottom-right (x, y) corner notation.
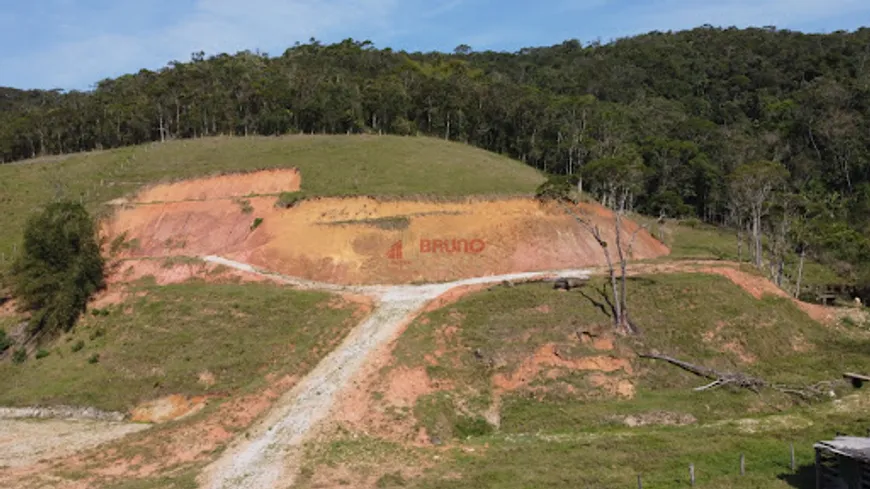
top-left (2, 26), bottom-right (870, 281)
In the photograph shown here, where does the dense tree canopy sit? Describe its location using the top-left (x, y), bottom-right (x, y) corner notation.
top-left (2, 26), bottom-right (870, 287)
top-left (10, 201), bottom-right (105, 339)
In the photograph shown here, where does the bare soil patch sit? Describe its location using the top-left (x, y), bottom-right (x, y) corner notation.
top-left (102, 174), bottom-right (668, 285)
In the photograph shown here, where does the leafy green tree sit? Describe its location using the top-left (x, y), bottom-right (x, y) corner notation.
top-left (10, 201), bottom-right (105, 339)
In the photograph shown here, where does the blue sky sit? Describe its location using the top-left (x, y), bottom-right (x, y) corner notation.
top-left (1, 0), bottom-right (868, 90)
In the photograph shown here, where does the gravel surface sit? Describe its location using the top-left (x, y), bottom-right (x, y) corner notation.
top-left (0, 418), bottom-right (148, 469)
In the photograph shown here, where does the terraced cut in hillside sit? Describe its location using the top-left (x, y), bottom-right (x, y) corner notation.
top-left (101, 170), bottom-right (668, 285)
top-left (0, 135), bottom-right (545, 270)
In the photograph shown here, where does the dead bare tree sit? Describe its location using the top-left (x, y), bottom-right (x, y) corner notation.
top-left (640, 352), bottom-right (838, 401)
top-left (558, 199), bottom-right (654, 335)
top-left (548, 153), bottom-right (650, 335)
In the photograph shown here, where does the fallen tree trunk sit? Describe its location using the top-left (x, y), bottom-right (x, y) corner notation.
top-left (639, 352), bottom-right (837, 401)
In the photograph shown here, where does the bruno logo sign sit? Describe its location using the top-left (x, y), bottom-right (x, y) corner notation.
top-left (386, 239), bottom-right (486, 260)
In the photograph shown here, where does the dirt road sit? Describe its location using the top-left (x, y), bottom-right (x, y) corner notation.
top-left (198, 256), bottom-right (592, 489)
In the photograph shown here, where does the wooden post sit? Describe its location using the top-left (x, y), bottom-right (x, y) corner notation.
top-left (740, 453), bottom-right (745, 476)
top-left (791, 443), bottom-right (796, 472)
top-left (637, 474), bottom-right (642, 489)
top-left (690, 463), bottom-right (695, 486)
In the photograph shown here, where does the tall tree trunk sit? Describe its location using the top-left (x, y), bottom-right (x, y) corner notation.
top-left (752, 209), bottom-right (762, 269)
top-left (776, 257), bottom-right (784, 287)
top-left (158, 112), bottom-right (166, 143)
top-left (445, 113), bottom-right (451, 140)
top-left (795, 248), bottom-right (806, 299)
top-left (604, 235), bottom-right (622, 327)
top-left (615, 209), bottom-right (629, 330)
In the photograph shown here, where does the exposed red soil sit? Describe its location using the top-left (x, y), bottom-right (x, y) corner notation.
top-left (90, 258), bottom-right (284, 309)
top-left (492, 344), bottom-right (633, 392)
top-left (588, 373), bottom-right (636, 398)
top-left (101, 170), bottom-right (669, 285)
top-left (129, 395), bottom-right (209, 423)
top-left (422, 284), bottom-right (491, 312)
top-left (0, 297), bottom-right (18, 317)
top-left (108, 258), bottom-right (280, 287)
top-left (133, 168), bottom-right (301, 203)
top-left (383, 366), bottom-right (440, 407)
top-left (697, 265), bottom-right (835, 324)
top-left (330, 290), bottom-right (471, 445)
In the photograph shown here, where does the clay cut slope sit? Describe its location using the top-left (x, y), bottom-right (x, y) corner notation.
top-left (102, 170), bottom-right (669, 285)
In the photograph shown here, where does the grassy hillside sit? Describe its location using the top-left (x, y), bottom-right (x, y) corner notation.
top-left (0, 280), bottom-right (358, 411)
top-left (392, 273), bottom-right (868, 433)
top-left (295, 272), bottom-right (870, 489)
top-left (0, 135), bottom-right (545, 269)
top-left (639, 217), bottom-right (842, 292)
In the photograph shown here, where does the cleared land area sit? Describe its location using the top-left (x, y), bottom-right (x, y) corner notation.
top-left (0, 136), bottom-right (862, 489)
top-left (0, 135), bottom-right (546, 271)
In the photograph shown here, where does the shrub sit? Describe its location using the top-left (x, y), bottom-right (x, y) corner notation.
top-left (275, 191), bottom-right (306, 209)
top-left (250, 217), bottom-right (264, 231)
top-left (87, 353), bottom-right (100, 364)
top-left (0, 329), bottom-right (10, 353)
top-left (89, 327), bottom-right (106, 340)
top-left (10, 200), bottom-right (105, 338)
top-left (454, 415), bottom-right (494, 438)
top-left (390, 117), bottom-right (415, 136)
top-left (71, 339), bottom-right (85, 352)
top-left (12, 348), bottom-right (26, 364)
top-left (109, 231), bottom-right (129, 254)
top-left (236, 199), bottom-right (254, 214)
top-left (35, 349), bottom-right (50, 359)
top-left (535, 175), bottom-right (578, 203)
top-left (681, 217), bottom-right (703, 228)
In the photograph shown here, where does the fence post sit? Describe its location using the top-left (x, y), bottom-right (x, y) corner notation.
top-left (690, 463), bottom-right (695, 486)
top-left (740, 453), bottom-right (745, 476)
top-left (637, 474), bottom-right (642, 489)
top-left (791, 443), bottom-right (796, 472)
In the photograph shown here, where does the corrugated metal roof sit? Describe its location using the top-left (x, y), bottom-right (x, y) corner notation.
top-left (816, 436), bottom-right (870, 462)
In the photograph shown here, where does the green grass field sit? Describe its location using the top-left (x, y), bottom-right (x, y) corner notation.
top-left (0, 280), bottom-right (357, 411)
top-left (295, 273), bottom-right (870, 489)
top-left (0, 135), bottom-right (545, 271)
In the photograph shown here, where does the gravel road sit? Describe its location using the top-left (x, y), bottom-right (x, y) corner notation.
top-left (199, 256), bottom-right (591, 489)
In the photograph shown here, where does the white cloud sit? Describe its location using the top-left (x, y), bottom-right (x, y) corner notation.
top-left (2, 0), bottom-right (867, 89)
top-left (1, 0), bottom-right (401, 89)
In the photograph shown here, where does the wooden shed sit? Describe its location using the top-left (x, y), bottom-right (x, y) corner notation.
top-left (814, 436), bottom-right (870, 488)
